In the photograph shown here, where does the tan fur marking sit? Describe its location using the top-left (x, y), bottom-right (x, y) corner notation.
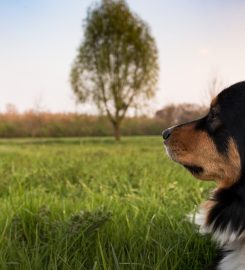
top-left (167, 123), bottom-right (241, 188)
top-left (202, 199), bottom-right (217, 225)
top-left (219, 139), bottom-right (241, 188)
top-left (211, 97), bottom-right (218, 107)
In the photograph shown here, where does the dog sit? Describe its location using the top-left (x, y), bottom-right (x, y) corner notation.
top-left (162, 81), bottom-right (245, 270)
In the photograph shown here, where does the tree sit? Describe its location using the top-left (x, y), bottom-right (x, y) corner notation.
top-left (70, 0), bottom-right (158, 140)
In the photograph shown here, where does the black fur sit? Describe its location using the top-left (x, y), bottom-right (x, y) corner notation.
top-left (183, 164), bottom-right (203, 174)
top-left (204, 248), bottom-right (228, 270)
top-left (208, 182), bottom-right (245, 236)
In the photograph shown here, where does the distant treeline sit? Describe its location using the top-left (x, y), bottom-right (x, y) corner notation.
top-left (0, 104), bottom-right (207, 138)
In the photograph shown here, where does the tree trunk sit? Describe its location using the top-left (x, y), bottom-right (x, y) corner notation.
top-left (113, 122), bottom-right (121, 141)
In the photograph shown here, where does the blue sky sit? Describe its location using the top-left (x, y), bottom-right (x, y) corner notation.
top-left (1, 0), bottom-right (245, 113)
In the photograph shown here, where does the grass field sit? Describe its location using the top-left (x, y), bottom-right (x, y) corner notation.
top-left (0, 136), bottom-right (215, 270)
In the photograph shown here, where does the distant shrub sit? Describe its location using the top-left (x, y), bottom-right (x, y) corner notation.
top-left (0, 103), bottom-right (207, 138)
top-left (0, 111), bottom-right (166, 138)
top-left (156, 103), bottom-right (208, 127)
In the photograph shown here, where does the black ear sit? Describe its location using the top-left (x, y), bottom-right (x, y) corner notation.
top-left (207, 185), bottom-right (245, 245)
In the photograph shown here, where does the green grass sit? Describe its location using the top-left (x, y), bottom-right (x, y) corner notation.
top-left (0, 136), bottom-right (215, 270)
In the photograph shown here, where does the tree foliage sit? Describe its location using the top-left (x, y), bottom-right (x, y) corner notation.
top-left (71, 0), bottom-right (158, 140)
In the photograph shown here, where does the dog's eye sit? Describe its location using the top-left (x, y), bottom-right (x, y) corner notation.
top-left (207, 108), bottom-right (222, 131)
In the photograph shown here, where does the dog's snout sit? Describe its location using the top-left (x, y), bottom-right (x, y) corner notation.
top-left (162, 128), bottom-right (173, 140)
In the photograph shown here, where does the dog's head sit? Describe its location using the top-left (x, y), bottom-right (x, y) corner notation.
top-left (163, 81), bottom-right (245, 188)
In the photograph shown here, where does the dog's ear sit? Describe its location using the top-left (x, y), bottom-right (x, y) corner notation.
top-left (217, 82), bottom-right (245, 172)
top-left (207, 187), bottom-right (245, 246)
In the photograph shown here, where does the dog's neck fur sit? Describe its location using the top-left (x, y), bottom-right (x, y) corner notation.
top-left (208, 183), bottom-right (245, 237)
top-left (191, 179), bottom-right (245, 270)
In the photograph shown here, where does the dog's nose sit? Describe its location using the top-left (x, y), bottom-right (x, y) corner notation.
top-left (162, 128), bottom-right (172, 140)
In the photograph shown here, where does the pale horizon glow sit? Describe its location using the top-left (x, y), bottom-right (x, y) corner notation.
top-left (1, 0), bottom-right (245, 113)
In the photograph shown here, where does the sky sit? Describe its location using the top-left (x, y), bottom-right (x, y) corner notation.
top-left (1, 0), bottom-right (245, 113)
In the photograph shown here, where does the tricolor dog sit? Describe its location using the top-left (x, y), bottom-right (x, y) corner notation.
top-left (163, 82), bottom-right (245, 270)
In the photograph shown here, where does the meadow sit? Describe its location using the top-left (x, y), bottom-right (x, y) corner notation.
top-left (0, 136), bottom-right (215, 269)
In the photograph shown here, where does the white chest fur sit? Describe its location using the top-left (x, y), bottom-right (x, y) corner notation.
top-left (189, 205), bottom-right (245, 270)
top-left (218, 242), bottom-right (245, 270)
